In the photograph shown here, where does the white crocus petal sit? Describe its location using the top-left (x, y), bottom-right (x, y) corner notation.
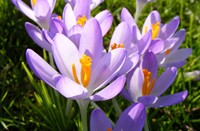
top-left (52, 33), bottom-right (81, 81)
top-left (17, 0), bottom-right (37, 23)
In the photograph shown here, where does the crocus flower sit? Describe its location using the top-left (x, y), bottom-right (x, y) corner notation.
top-left (24, 16), bottom-right (65, 52)
top-left (11, 0), bottom-right (56, 29)
top-left (121, 52), bottom-right (188, 108)
top-left (63, 0), bottom-right (113, 37)
top-left (90, 102), bottom-right (146, 131)
top-left (135, 0), bottom-right (155, 21)
top-left (65, 0), bottom-right (104, 10)
top-left (26, 18), bottom-right (127, 101)
top-left (121, 8), bottom-right (192, 68)
top-left (108, 22), bottom-right (143, 75)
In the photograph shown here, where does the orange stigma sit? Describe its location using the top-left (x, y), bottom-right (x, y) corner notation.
top-left (142, 69), bottom-right (156, 96)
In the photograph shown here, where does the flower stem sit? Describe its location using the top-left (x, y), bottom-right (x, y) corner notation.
top-left (112, 98), bottom-right (122, 117)
top-left (48, 52), bottom-right (56, 69)
top-left (76, 100), bottom-right (90, 131)
top-left (66, 99), bottom-right (73, 117)
top-left (144, 117), bottom-right (149, 131)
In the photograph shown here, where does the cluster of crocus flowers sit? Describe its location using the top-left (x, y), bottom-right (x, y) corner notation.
top-left (12, 0), bottom-right (192, 130)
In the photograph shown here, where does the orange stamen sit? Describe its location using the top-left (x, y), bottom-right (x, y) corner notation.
top-left (151, 22), bottom-right (160, 39)
top-left (165, 48), bottom-right (172, 55)
top-left (142, 69), bottom-right (156, 96)
top-left (111, 43), bottom-right (124, 50)
top-left (80, 54), bottom-right (92, 87)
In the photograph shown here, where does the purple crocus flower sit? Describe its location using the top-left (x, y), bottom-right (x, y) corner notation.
top-left (108, 22), bottom-right (141, 75)
top-left (25, 16), bottom-right (65, 52)
top-left (122, 52), bottom-right (188, 108)
top-left (90, 102), bottom-right (146, 131)
top-left (63, 0), bottom-right (113, 37)
top-left (26, 18), bottom-right (127, 101)
top-left (65, 0), bottom-right (104, 10)
top-left (11, 0), bottom-right (56, 29)
top-left (121, 8), bottom-right (192, 68)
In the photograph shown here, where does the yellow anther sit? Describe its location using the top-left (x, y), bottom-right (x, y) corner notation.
top-left (107, 128), bottom-right (112, 131)
top-left (57, 15), bottom-right (62, 19)
top-left (80, 54), bottom-right (92, 87)
top-left (151, 22), bottom-right (160, 39)
top-left (111, 43), bottom-right (125, 50)
top-left (165, 48), bottom-right (172, 55)
top-left (77, 15), bottom-right (87, 26)
top-left (32, 0), bottom-right (37, 6)
top-left (72, 64), bottom-right (80, 84)
top-left (142, 69), bottom-right (156, 96)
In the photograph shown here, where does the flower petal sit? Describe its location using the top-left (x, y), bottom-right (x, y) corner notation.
top-left (142, 10), bottom-right (161, 35)
top-left (16, 0), bottom-right (37, 23)
top-left (95, 10), bottom-right (113, 36)
top-left (90, 0), bottom-right (104, 10)
top-left (117, 53), bottom-right (139, 75)
top-left (165, 48), bottom-right (192, 63)
top-left (25, 22), bottom-right (52, 51)
top-left (149, 39), bottom-right (164, 54)
top-left (79, 18), bottom-right (103, 67)
top-left (120, 88), bottom-right (133, 102)
top-left (110, 22), bottom-right (131, 50)
top-left (63, 4), bottom-right (76, 32)
top-left (52, 33), bottom-right (81, 80)
top-left (171, 29), bottom-right (186, 51)
top-left (74, 0), bottom-right (90, 18)
top-left (159, 16), bottom-right (180, 39)
top-left (68, 25), bottom-right (83, 47)
top-left (33, 0), bottom-right (51, 20)
top-left (55, 75), bottom-right (88, 99)
top-left (88, 48), bottom-right (127, 91)
top-left (114, 102), bottom-right (146, 131)
top-left (151, 67), bottom-right (177, 96)
top-left (26, 49), bottom-right (59, 89)
top-left (89, 75), bottom-right (126, 101)
top-left (127, 68), bottom-right (143, 102)
top-left (149, 90), bottom-right (188, 107)
top-left (90, 109), bottom-right (112, 131)
top-left (137, 96), bottom-right (158, 107)
top-left (121, 7), bottom-right (136, 26)
top-left (142, 51), bottom-right (158, 79)
top-left (137, 30), bottom-right (152, 55)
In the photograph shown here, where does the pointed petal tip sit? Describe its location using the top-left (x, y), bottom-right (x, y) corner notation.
top-left (182, 90), bottom-right (188, 100)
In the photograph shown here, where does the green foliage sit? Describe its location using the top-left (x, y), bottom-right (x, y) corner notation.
top-left (0, 0), bottom-right (200, 130)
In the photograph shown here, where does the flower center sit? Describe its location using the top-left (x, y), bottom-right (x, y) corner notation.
top-left (144, 22), bottom-right (160, 40)
top-left (32, 0), bottom-right (37, 6)
top-left (72, 54), bottom-right (92, 87)
top-left (142, 69), bottom-right (156, 96)
top-left (77, 15), bottom-right (87, 26)
top-left (165, 48), bottom-right (172, 55)
top-left (111, 43), bottom-right (124, 50)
